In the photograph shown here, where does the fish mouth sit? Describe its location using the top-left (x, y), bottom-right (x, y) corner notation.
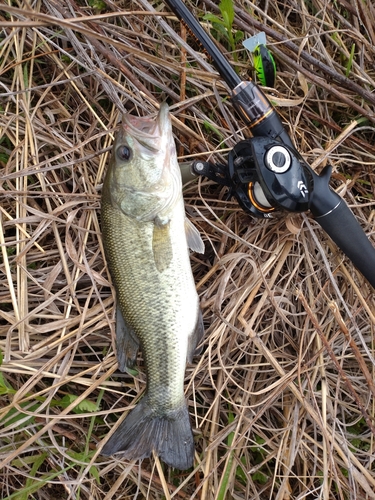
top-left (121, 103), bottom-right (170, 153)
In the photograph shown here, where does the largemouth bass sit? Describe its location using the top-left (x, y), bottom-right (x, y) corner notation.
top-left (100, 104), bottom-right (204, 470)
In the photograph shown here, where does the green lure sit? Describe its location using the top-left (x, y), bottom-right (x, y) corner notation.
top-left (253, 44), bottom-right (276, 88)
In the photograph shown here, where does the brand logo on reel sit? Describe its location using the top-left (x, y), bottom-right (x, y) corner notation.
top-left (297, 180), bottom-right (308, 197)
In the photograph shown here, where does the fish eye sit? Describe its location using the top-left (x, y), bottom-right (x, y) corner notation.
top-left (116, 145), bottom-right (132, 161)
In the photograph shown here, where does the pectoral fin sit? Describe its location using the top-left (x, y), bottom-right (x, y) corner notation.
top-left (152, 222), bottom-right (173, 272)
top-left (187, 307), bottom-right (205, 363)
top-left (116, 303), bottom-right (139, 375)
top-left (185, 217), bottom-right (205, 254)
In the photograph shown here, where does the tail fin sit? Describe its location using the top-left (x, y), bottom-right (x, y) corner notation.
top-left (100, 396), bottom-right (194, 470)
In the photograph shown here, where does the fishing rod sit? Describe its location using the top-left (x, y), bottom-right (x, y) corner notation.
top-left (164, 0), bottom-right (292, 146)
top-left (164, 0), bottom-right (375, 289)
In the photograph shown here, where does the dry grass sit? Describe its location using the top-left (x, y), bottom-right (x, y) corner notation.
top-left (1, 0), bottom-right (375, 498)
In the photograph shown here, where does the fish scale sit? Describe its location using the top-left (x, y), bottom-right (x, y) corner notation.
top-left (101, 197), bottom-right (194, 403)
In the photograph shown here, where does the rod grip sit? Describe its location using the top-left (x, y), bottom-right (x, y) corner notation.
top-left (310, 169), bottom-right (375, 288)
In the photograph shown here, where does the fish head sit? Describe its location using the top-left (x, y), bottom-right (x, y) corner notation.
top-left (104, 104), bottom-right (181, 221)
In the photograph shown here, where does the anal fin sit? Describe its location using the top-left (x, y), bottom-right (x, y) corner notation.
top-left (116, 303), bottom-right (140, 375)
top-left (187, 307), bottom-right (205, 363)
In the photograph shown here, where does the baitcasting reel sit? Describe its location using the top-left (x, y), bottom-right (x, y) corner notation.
top-left (193, 137), bottom-right (312, 218)
top-left (191, 136), bottom-right (375, 288)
